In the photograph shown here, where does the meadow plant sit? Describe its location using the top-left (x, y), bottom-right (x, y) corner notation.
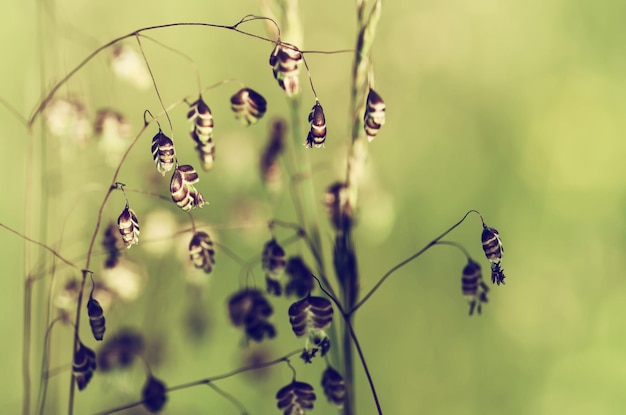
top-left (1, 1), bottom-right (510, 414)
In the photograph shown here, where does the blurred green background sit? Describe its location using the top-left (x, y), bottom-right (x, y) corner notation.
top-left (2, 0), bottom-right (626, 414)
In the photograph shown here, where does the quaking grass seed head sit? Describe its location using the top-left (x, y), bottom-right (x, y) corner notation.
top-left (321, 365), bottom-right (346, 407)
top-left (227, 289), bottom-right (276, 342)
top-left (461, 259), bottom-right (489, 316)
top-left (269, 43), bottom-right (303, 97)
top-left (150, 130), bottom-right (175, 176)
top-left (289, 295), bottom-right (334, 361)
top-left (73, 341), bottom-right (97, 391)
top-left (170, 165), bottom-right (206, 211)
top-left (276, 380), bottom-right (316, 415)
top-left (262, 238), bottom-right (286, 296)
top-left (230, 87), bottom-right (267, 125)
top-left (192, 135), bottom-right (215, 171)
top-left (324, 182), bottom-right (352, 230)
top-left (188, 231), bottom-right (215, 274)
top-left (142, 376), bottom-right (168, 413)
top-left (481, 225), bottom-right (506, 285)
top-left (364, 88), bottom-right (386, 142)
top-left (87, 297), bottom-right (106, 341)
top-left (305, 101), bottom-right (327, 148)
top-left (187, 96), bottom-right (214, 144)
top-left (285, 256), bottom-right (315, 298)
top-left (117, 206), bottom-right (140, 248)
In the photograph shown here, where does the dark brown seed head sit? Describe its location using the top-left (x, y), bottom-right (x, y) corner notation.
top-left (364, 89), bottom-right (386, 142)
top-left (73, 342), bottom-right (97, 391)
top-left (170, 165), bottom-right (206, 211)
top-left (321, 366), bottom-right (346, 407)
top-left (188, 231), bottom-right (215, 274)
top-left (117, 206), bottom-right (140, 248)
top-left (231, 88), bottom-right (267, 125)
top-left (288, 295), bottom-right (333, 337)
top-left (324, 182), bottom-right (352, 230)
top-left (461, 260), bottom-right (490, 315)
top-left (102, 222), bottom-right (122, 268)
top-left (87, 297), bottom-right (106, 341)
top-left (97, 329), bottom-right (144, 372)
top-left (481, 226), bottom-right (503, 264)
top-left (305, 102), bottom-right (326, 148)
top-left (276, 381), bottom-right (316, 415)
top-left (260, 118), bottom-right (286, 187)
top-left (187, 96), bottom-right (214, 144)
top-left (150, 131), bottom-right (175, 176)
top-left (284, 256), bottom-right (315, 298)
top-left (142, 376), bottom-right (168, 413)
top-left (269, 43), bottom-right (303, 97)
top-left (227, 289), bottom-right (275, 341)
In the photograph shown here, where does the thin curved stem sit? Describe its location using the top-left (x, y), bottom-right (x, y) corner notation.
top-left (350, 210), bottom-right (481, 314)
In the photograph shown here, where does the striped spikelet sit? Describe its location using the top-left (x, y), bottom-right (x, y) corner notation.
top-left (170, 164), bottom-right (206, 211)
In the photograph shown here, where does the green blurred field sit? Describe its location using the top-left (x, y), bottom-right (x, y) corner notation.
top-left (2, 0), bottom-right (626, 414)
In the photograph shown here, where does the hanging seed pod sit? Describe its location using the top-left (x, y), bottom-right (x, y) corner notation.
top-left (276, 380), bottom-right (316, 415)
top-left (321, 366), bottom-right (346, 407)
top-left (305, 101), bottom-right (326, 148)
top-left (73, 342), bottom-right (97, 391)
top-left (231, 88), bottom-right (267, 125)
top-left (142, 375), bottom-right (168, 413)
top-left (151, 130), bottom-right (175, 176)
top-left (269, 43), bottom-right (303, 97)
top-left (481, 225), bottom-right (506, 285)
top-left (289, 295), bottom-right (333, 360)
top-left (189, 231), bottom-right (215, 274)
top-left (102, 222), bottom-right (122, 268)
top-left (289, 295), bottom-right (333, 337)
top-left (187, 96), bottom-right (214, 144)
top-left (170, 165), bottom-right (206, 211)
top-left (284, 256), bottom-right (315, 298)
top-left (324, 182), bottom-right (352, 231)
top-left (191, 134), bottom-right (216, 171)
top-left (117, 206), bottom-right (140, 248)
top-left (363, 89), bottom-right (386, 142)
top-left (461, 259), bottom-right (489, 316)
top-left (87, 297), bottom-right (106, 341)
top-left (262, 239), bottom-right (286, 296)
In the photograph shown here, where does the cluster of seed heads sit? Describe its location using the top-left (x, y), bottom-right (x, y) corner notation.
top-left (276, 380), bottom-right (316, 415)
top-left (269, 43), bottom-right (303, 97)
top-left (188, 231), bottom-right (215, 274)
top-left (73, 341), bottom-right (97, 391)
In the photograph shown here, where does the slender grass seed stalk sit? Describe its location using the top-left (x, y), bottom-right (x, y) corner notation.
top-left (0, 3), bottom-right (512, 415)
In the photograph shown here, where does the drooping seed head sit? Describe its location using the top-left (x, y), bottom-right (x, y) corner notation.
top-left (269, 43), bottom-right (303, 97)
top-left (262, 239), bottom-right (286, 296)
top-left (142, 376), bottom-right (168, 413)
top-left (102, 222), bottom-right (122, 268)
top-left (461, 259), bottom-right (489, 316)
top-left (276, 380), bottom-right (316, 415)
top-left (187, 96), bottom-right (214, 144)
top-left (305, 101), bottom-right (326, 148)
top-left (321, 365), bottom-right (346, 407)
top-left (230, 88), bottom-right (267, 125)
top-left (97, 329), bottom-right (144, 372)
top-left (170, 165), bottom-right (206, 211)
top-left (73, 341), bottom-right (97, 391)
top-left (117, 206), bottom-right (140, 248)
top-left (481, 225), bottom-right (506, 285)
top-left (150, 131), bottom-right (175, 176)
top-left (284, 256), bottom-right (315, 298)
top-left (363, 89), bottom-right (386, 142)
top-left (324, 182), bottom-right (352, 230)
top-left (227, 289), bottom-right (276, 342)
top-left (188, 231), bottom-right (215, 274)
top-left (87, 297), bottom-right (106, 341)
